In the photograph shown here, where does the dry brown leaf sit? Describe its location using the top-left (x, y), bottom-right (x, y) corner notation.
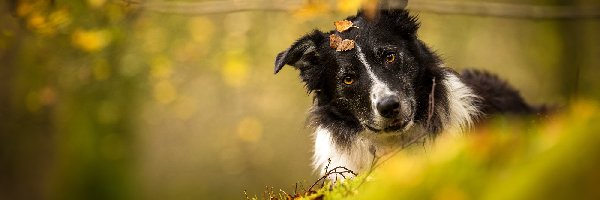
top-left (336, 39), bottom-right (355, 51)
top-left (330, 34), bottom-right (355, 51)
top-left (329, 34), bottom-right (342, 49)
top-left (334, 20), bottom-right (357, 32)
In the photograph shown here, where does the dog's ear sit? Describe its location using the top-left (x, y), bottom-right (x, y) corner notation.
top-left (274, 30), bottom-right (325, 74)
top-left (372, 9), bottom-right (419, 36)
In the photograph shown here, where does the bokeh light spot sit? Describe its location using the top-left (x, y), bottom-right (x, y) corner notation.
top-left (237, 117), bottom-right (263, 143)
top-left (153, 80), bottom-right (177, 104)
top-left (150, 56), bottom-right (173, 79)
top-left (72, 28), bottom-right (111, 52)
top-left (48, 9), bottom-right (72, 29)
top-left (293, 1), bottom-right (329, 20)
top-left (221, 56), bottom-right (249, 88)
top-left (88, 0), bottom-right (107, 8)
top-left (39, 86), bottom-right (57, 106)
top-left (188, 16), bottom-right (214, 45)
top-left (27, 13), bottom-right (45, 30)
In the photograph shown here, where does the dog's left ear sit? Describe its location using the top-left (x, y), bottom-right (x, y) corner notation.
top-left (274, 30), bottom-right (325, 74)
top-left (374, 9), bottom-right (419, 37)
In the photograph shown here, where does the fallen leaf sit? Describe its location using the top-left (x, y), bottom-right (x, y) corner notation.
top-left (329, 34), bottom-right (355, 51)
top-left (336, 39), bottom-right (355, 51)
top-left (329, 34), bottom-right (342, 49)
top-left (334, 20), bottom-right (357, 32)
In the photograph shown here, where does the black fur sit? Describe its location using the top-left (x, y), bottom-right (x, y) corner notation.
top-left (460, 69), bottom-right (534, 115)
top-left (274, 9), bottom-right (537, 148)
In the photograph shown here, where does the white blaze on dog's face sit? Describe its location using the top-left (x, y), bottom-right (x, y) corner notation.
top-left (275, 9), bottom-right (440, 136)
top-left (354, 43), bottom-right (415, 132)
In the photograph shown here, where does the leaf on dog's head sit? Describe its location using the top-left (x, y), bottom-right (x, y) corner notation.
top-left (334, 20), bottom-right (357, 32)
top-left (330, 34), bottom-right (354, 51)
top-left (336, 39), bottom-right (355, 51)
top-left (329, 34), bottom-right (342, 49)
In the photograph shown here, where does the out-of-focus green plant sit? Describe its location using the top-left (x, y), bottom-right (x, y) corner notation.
top-left (280, 100), bottom-right (600, 200)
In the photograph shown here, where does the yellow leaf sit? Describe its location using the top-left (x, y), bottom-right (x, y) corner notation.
top-left (334, 20), bottom-right (357, 32)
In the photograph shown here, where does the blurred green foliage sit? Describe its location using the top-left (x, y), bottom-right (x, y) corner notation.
top-left (292, 101), bottom-right (600, 200)
top-left (0, 0), bottom-right (599, 199)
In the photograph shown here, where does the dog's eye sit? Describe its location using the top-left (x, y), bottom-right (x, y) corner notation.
top-left (343, 76), bottom-right (354, 85)
top-left (385, 53), bottom-right (396, 64)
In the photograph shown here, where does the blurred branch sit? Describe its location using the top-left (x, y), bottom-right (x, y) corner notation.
top-left (119, 0), bottom-right (304, 15)
top-left (408, 1), bottom-right (600, 19)
top-left (119, 0), bottom-right (600, 19)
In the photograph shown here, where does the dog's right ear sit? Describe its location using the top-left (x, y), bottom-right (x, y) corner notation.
top-left (274, 30), bottom-right (325, 74)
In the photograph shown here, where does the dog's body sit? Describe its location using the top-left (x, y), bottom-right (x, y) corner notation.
top-left (274, 9), bottom-right (539, 176)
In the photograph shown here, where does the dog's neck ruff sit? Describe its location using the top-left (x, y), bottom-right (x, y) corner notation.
top-left (311, 69), bottom-right (480, 177)
top-left (439, 71), bottom-right (480, 132)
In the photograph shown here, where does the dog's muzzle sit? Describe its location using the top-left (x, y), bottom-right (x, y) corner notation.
top-left (366, 95), bottom-right (413, 132)
top-left (376, 96), bottom-right (401, 118)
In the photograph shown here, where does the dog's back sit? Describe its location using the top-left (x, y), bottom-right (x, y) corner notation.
top-left (460, 69), bottom-right (541, 115)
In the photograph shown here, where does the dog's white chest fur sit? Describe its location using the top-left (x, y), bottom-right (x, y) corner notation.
top-left (312, 126), bottom-right (426, 176)
top-left (312, 127), bottom-right (373, 174)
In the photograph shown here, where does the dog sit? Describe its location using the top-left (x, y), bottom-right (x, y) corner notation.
top-left (274, 8), bottom-right (540, 177)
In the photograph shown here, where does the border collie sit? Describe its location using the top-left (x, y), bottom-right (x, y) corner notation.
top-left (274, 9), bottom-right (539, 177)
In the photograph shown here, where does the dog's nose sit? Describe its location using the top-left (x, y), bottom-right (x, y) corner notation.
top-left (376, 97), bottom-right (400, 118)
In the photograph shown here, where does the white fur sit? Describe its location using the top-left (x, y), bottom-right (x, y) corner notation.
top-left (312, 127), bottom-right (372, 179)
top-left (440, 72), bottom-right (480, 133)
top-left (312, 125), bottom-right (428, 179)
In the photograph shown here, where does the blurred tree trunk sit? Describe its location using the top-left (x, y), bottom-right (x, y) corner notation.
top-left (0, 11), bottom-right (56, 200)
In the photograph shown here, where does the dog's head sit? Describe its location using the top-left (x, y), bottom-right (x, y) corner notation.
top-left (275, 9), bottom-right (442, 133)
